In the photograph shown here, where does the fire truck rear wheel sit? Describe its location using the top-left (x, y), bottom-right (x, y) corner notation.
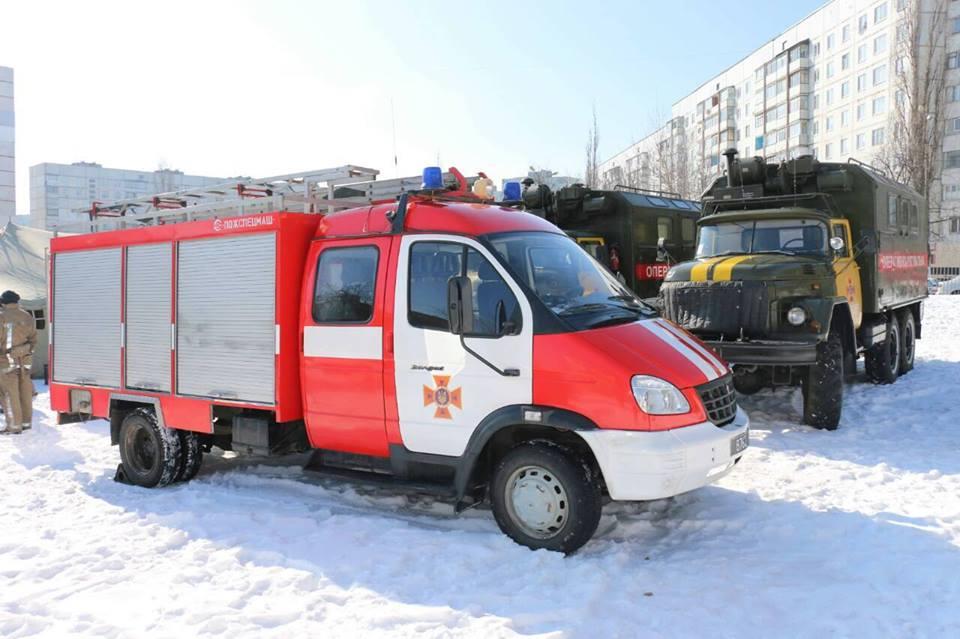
top-left (175, 430), bottom-right (203, 483)
top-left (897, 310), bottom-right (916, 375)
top-left (118, 408), bottom-right (182, 488)
top-left (865, 316), bottom-right (900, 384)
top-left (801, 331), bottom-right (843, 430)
top-left (490, 441), bottom-right (601, 554)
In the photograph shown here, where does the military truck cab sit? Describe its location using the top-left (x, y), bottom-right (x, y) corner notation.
top-left (661, 151), bottom-right (927, 429)
top-left (520, 183), bottom-right (699, 298)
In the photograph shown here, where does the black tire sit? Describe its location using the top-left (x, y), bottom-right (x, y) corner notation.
top-left (490, 442), bottom-right (601, 554)
top-left (865, 316), bottom-right (900, 384)
top-left (802, 331), bottom-right (844, 430)
top-left (118, 408), bottom-right (181, 488)
top-left (175, 430), bottom-right (203, 482)
top-left (897, 310), bottom-right (916, 375)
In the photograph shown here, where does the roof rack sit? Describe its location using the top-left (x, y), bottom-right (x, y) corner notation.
top-left (846, 157), bottom-right (887, 178)
top-left (613, 184), bottom-right (685, 199)
top-left (53, 166), bottom-right (476, 235)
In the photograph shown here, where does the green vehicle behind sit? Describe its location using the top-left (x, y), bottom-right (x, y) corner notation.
top-left (660, 151), bottom-right (928, 429)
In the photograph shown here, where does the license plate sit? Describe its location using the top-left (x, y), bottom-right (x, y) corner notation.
top-left (730, 430), bottom-right (749, 456)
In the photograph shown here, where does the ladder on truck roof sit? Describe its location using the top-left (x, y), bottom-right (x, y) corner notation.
top-left (54, 166), bottom-right (477, 235)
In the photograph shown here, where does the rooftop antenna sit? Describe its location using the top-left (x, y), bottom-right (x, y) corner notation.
top-left (390, 98), bottom-right (399, 178)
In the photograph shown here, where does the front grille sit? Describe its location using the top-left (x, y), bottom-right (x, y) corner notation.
top-left (696, 375), bottom-right (738, 427)
top-left (660, 281), bottom-right (769, 338)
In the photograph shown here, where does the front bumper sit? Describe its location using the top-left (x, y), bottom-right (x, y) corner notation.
top-left (577, 407), bottom-right (750, 501)
top-left (705, 339), bottom-right (818, 365)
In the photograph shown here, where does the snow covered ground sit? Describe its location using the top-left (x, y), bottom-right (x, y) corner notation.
top-left (2, 297), bottom-right (960, 638)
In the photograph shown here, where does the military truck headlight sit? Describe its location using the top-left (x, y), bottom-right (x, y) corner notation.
top-left (631, 375), bottom-right (690, 415)
top-left (787, 306), bottom-right (807, 326)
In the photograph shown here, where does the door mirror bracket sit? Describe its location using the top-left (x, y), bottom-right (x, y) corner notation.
top-left (447, 276), bottom-right (520, 377)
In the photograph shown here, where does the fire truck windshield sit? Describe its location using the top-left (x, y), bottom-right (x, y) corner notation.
top-left (489, 232), bottom-right (655, 325)
top-left (696, 218), bottom-right (829, 258)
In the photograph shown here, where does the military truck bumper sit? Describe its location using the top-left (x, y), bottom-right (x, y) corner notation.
top-left (704, 339), bottom-right (818, 366)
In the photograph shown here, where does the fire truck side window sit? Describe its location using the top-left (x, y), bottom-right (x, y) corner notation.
top-left (409, 242), bottom-right (464, 331)
top-left (313, 246), bottom-right (378, 323)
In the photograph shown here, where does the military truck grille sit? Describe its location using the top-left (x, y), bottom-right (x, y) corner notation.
top-left (660, 281), bottom-right (769, 338)
top-left (696, 375), bottom-right (738, 427)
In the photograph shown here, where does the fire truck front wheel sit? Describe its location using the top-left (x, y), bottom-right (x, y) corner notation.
top-left (491, 442), bottom-right (602, 554)
top-left (118, 408), bottom-right (183, 488)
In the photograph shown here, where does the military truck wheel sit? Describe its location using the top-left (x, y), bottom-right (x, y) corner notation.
top-left (865, 316), bottom-right (900, 384)
top-left (802, 331), bottom-right (843, 430)
top-left (491, 442), bottom-right (601, 554)
top-left (175, 430), bottom-right (203, 482)
top-left (897, 310), bottom-right (916, 375)
top-left (118, 408), bottom-right (182, 488)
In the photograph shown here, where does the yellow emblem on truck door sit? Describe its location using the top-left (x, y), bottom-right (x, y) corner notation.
top-left (423, 375), bottom-right (463, 419)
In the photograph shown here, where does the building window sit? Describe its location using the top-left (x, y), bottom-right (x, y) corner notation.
top-left (949, 117), bottom-right (960, 134)
top-left (872, 127), bottom-right (885, 146)
top-left (842, 53), bottom-right (850, 71)
top-left (952, 217), bottom-right (960, 234)
top-left (842, 24), bottom-right (851, 43)
top-left (825, 143), bottom-right (833, 159)
top-left (874, 2), bottom-right (887, 23)
top-left (857, 73), bottom-right (867, 92)
top-left (841, 138), bottom-right (849, 154)
top-left (827, 115), bottom-right (835, 132)
top-left (874, 34), bottom-right (888, 55)
top-left (827, 61), bottom-right (835, 78)
top-left (841, 81), bottom-right (850, 99)
top-left (827, 33), bottom-right (835, 50)
top-left (873, 64), bottom-right (887, 85)
top-left (755, 135), bottom-right (764, 151)
top-left (813, 41), bottom-right (821, 57)
top-left (948, 52), bottom-right (960, 69)
top-left (826, 88), bottom-right (834, 105)
top-left (949, 151), bottom-right (960, 169)
top-left (857, 132), bottom-right (867, 149)
top-left (841, 110), bottom-right (850, 127)
top-left (873, 96), bottom-right (887, 115)
top-left (949, 86), bottom-right (959, 102)
top-left (859, 14), bottom-right (868, 34)
top-left (954, 16), bottom-right (960, 34)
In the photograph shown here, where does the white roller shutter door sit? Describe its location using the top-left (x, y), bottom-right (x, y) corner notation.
top-left (176, 233), bottom-right (276, 404)
top-left (53, 248), bottom-right (122, 387)
top-left (126, 243), bottom-right (172, 392)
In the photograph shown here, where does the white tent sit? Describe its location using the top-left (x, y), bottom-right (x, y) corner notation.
top-left (0, 221), bottom-right (53, 377)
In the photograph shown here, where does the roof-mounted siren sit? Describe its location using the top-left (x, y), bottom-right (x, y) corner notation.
top-left (422, 166), bottom-right (444, 191)
top-left (503, 181), bottom-right (522, 202)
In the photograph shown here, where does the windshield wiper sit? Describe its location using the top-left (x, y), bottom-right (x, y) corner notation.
top-left (752, 249), bottom-right (798, 256)
top-left (559, 302), bottom-right (641, 317)
top-left (700, 250), bottom-right (743, 258)
top-left (585, 315), bottom-right (639, 329)
top-left (608, 295), bottom-right (657, 315)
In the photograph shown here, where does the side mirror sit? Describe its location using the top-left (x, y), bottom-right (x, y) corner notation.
top-left (830, 236), bottom-right (845, 252)
top-left (447, 275), bottom-right (474, 335)
top-left (857, 230), bottom-right (877, 255)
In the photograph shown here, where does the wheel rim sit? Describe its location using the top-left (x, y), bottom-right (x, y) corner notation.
top-left (126, 424), bottom-right (157, 475)
top-left (903, 322), bottom-right (915, 365)
top-left (888, 325), bottom-right (900, 375)
top-left (505, 465), bottom-right (568, 539)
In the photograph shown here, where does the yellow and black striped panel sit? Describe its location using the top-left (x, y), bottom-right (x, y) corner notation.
top-left (690, 255), bottom-right (755, 282)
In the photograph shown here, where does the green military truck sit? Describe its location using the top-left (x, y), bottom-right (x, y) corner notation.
top-left (521, 183), bottom-right (700, 298)
top-left (659, 151), bottom-right (928, 429)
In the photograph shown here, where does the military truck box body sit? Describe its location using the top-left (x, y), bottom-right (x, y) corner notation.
top-left (529, 185), bottom-right (699, 298)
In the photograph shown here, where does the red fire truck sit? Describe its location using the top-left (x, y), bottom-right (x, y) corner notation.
top-left (50, 166), bottom-right (749, 552)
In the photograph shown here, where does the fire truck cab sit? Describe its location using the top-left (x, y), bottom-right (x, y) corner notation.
top-left (50, 168), bottom-right (749, 553)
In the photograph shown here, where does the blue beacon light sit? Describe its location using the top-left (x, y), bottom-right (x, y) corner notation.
top-left (422, 166), bottom-right (443, 190)
top-left (503, 181), bottom-right (522, 201)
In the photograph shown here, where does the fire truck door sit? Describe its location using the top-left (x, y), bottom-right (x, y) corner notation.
top-left (393, 235), bottom-right (533, 457)
top-left (302, 237), bottom-right (392, 456)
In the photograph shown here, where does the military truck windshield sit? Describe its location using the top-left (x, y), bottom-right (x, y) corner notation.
top-left (697, 218), bottom-right (828, 258)
top-left (489, 232), bottom-right (656, 328)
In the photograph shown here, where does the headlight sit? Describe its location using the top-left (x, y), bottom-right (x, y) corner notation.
top-left (631, 375), bottom-right (690, 415)
top-left (787, 306), bottom-right (807, 326)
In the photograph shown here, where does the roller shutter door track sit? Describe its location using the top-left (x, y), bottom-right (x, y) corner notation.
top-left (126, 243), bottom-right (172, 392)
top-left (53, 248), bottom-right (122, 387)
top-left (176, 233), bottom-right (276, 404)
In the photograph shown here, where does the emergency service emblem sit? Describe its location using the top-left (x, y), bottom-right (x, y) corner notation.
top-left (423, 375), bottom-right (462, 419)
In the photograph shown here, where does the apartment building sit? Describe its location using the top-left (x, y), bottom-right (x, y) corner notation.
top-left (599, 0), bottom-right (960, 275)
top-left (0, 66), bottom-right (14, 224)
top-left (29, 162), bottom-right (225, 229)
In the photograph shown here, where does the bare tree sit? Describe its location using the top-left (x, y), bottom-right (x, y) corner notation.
top-left (875, 0), bottom-right (946, 213)
top-left (584, 106), bottom-right (600, 188)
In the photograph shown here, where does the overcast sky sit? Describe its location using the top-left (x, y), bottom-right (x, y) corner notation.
top-left (2, 0), bottom-right (823, 214)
